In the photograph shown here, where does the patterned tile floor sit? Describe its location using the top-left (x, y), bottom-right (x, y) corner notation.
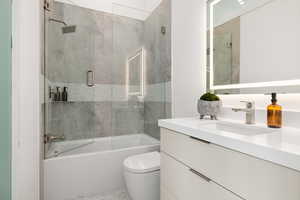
top-left (66, 189), bottom-right (131, 200)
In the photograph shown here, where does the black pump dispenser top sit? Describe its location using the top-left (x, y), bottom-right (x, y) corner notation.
top-left (62, 87), bottom-right (68, 102)
top-left (271, 93), bottom-right (277, 103)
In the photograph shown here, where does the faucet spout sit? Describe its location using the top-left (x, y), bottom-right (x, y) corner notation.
top-left (232, 101), bottom-right (256, 125)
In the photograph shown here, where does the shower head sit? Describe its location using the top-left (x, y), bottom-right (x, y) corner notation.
top-left (62, 25), bottom-right (77, 34)
top-left (49, 18), bottom-right (77, 34)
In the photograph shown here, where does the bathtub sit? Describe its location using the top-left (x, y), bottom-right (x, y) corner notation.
top-left (44, 134), bottom-right (160, 200)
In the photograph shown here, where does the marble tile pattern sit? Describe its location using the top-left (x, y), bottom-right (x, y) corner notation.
top-left (144, 102), bottom-right (171, 140)
top-left (144, 0), bottom-right (172, 139)
top-left (66, 189), bottom-right (131, 200)
top-left (45, 0), bottom-right (171, 141)
top-left (112, 101), bottom-right (145, 136)
top-left (47, 102), bottom-right (111, 140)
top-left (112, 15), bottom-right (144, 85)
top-left (47, 101), bottom-right (145, 140)
top-left (206, 17), bottom-right (240, 94)
top-left (144, 0), bottom-right (171, 85)
top-left (46, 2), bottom-right (144, 85)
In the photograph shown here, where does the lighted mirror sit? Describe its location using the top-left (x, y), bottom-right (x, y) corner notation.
top-left (127, 48), bottom-right (145, 97)
top-left (208, 0), bottom-right (300, 94)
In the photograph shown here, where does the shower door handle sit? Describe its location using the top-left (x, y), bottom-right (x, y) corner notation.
top-left (87, 70), bottom-right (95, 87)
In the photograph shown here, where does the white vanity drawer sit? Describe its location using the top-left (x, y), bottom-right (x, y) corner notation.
top-left (161, 128), bottom-right (300, 200)
top-left (161, 152), bottom-right (243, 200)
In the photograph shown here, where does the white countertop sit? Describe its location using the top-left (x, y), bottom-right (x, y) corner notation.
top-left (158, 118), bottom-right (300, 172)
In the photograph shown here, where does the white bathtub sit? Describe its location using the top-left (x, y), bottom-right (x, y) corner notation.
top-left (44, 134), bottom-right (160, 200)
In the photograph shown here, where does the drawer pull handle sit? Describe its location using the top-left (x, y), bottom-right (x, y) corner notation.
top-left (189, 136), bottom-right (210, 144)
top-left (189, 169), bottom-right (211, 182)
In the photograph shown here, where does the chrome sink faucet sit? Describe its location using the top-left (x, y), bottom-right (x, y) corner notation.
top-left (232, 101), bottom-right (255, 124)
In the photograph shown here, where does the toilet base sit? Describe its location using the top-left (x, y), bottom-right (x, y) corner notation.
top-left (124, 170), bottom-right (160, 200)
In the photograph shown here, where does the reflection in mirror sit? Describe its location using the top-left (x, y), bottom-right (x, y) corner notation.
top-left (127, 49), bottom-right (145, 97)
top-left (208, 0), bottom-right (300, 94)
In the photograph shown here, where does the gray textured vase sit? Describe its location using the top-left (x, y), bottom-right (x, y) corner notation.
top-left (197, 99), bottom-right (222, 120)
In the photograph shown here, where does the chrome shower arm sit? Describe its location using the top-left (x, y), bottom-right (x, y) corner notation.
top-left (49, 18), bottom-right (67, 26)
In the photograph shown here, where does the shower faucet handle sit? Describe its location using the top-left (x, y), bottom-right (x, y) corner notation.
top-left (44, 134), bottom-right (65, 144)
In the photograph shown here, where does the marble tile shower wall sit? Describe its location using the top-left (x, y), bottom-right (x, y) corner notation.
top-left (144, 0), bottom-right (172, 139)
top-left (46, 1), bottom-right (171, 140)
top-left (47, 102), bottom-right (144, 140)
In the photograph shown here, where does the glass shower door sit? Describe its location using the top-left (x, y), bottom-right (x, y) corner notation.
top-left (111, 0), bottom-right (172, 145)
top-left (44, 1), bottom-right (112, 158)
top-left (111, 4), bottom-right (148, 149)
top-left (43, 0), bottom-right (172, 158)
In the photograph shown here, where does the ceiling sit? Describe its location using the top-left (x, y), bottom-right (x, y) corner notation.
top-left (55, 0), bottom-right (162, 21)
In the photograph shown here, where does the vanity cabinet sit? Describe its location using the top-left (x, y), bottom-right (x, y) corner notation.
top-left (160, 128), bottom-right (300, 200)
top-left (161, 153), bottom-right (242, 200)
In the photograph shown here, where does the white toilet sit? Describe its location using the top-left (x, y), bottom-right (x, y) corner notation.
top-left (123, 151), bottom-right (160, 200)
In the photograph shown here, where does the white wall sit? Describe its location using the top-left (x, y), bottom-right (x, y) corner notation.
top-left (240, 0), bottom-right (300, 84)
top-left (171, 0), bottom-right (206, 118)
top-left (12, 0), bottom-right (41, 199)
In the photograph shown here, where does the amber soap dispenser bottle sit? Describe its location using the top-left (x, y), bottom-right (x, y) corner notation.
top-left (267, 93), bottom-right (282, 128)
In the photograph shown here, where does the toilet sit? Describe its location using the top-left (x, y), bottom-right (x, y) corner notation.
top-left (123, 151), bottom-right (160, 200)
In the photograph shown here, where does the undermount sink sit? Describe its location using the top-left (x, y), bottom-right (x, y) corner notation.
top-left (201, 121), bottom-right (278, 136)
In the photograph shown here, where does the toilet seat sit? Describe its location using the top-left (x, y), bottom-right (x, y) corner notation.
top-left (124, 151), bottom-right (160, 173)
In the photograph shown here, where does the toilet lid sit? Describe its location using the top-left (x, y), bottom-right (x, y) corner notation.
top-left (124, 151), bottom-right (160, 173)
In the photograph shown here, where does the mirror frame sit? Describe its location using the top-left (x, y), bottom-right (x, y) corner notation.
top-left (209, 0), bottom-right (300, 91)
top-left (126, 48), bottom-right (145, 97)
